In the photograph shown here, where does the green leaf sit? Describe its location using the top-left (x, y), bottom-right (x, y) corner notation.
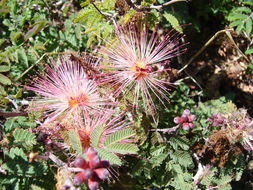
top-left (235, 7), bottom-right (252, 13)
top-left (10, 31), bottom-right (22, 44)
top-left (68, 130), bottom-right (83, 155)
top-left (163, 13), bottom-right (183, 33)
top-left (96, 148), bottom-right (122, 166)
top-left (8, 147), bottom-right (27, 159)
top-left (14, 129), bottom-right (37, 147)
top-left (245, 48), bottom-right (253, 54)
top-left (106, 143), bottom-right (138, 154)
top-left (228, 13), bottom-right (248, 21)
top-left (105, 128), bottom-right (135, 146)
top-left (3, 148), bottom-right (48, 177)
top-left (245, 19), bottom-right (252, 34)
top-left (0, 84), bottom-right (6, 95)
top-left (236, 22), bottom-right (244, 33)
top-left (216, 175), bottom-right (232, 186)
top-left (169, 136), bottom-right (190, 150)
top-left (170, 150), bottom-right (193, 168)
top-left (75, 24), bottom-right (82, 40)
top-left (90, 125), bottom-right (104, 147)
top-left (0, 73), bottom-right (11, 85)
top-left (24, 20), bottom-right (48, 40)
top-left (17, 48), bottom-right (28, 67)
top-left (0, 65), bottom-right (10, 72)
top-left (229, 20), bottom-right (242, 27)
top-left (4, 117), bottom-right (19, 133)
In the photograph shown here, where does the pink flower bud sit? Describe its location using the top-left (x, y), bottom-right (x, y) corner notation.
top-left (73, 172), bottom-right (86, 186)
top-left (174, 117), bottom-right (181, 124)
top-left (188, 123), bottom-right (195, 129)
top-left (86, 148), bottom-right (98, 161)
top-left (74, 157), bottom-right (88, 169)
top-left (88, 178), bottom-right (100, 190)
top-left (182, 123), bottom-right (190, 130)
top-left (98, 160), bottom-right (110, 168)
top-left (188, 115), bottom-right (196, 122)
top-left (89, 155), bottom-right (100, 169)
top-left (182, 109), bottom-right (190, 117)
top-left (94, 168), bottom-right (109, 180)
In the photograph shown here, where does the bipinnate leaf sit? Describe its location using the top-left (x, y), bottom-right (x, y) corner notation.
top-left (106, 143), bottom-right (138, 154)
top-left (104, 128), bottom-right (135, 146)
top-left (14, 129), bottom-right (36, 147)
top-left (68, 130), bottom-right (83, 155)
top-left (163, 13), bottom-right (183, 33)
top-left (0, 65), bottom-right (10, 72)
top-left (0, 73), bottom-right (11, 85)
top-left (91, 125), bottom-right (104, 147)
top-left (17, 48), bottom-right (29, 67)
top-left (24, 20), bottom-right (48, 40)
top-left (0, 84), bottom-right (6, 95)
top-left (96, 148), bottom-right (122, 166)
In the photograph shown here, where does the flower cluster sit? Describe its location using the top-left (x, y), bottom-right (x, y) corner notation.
top-left (208, 114), bottom-right (225, 127)
top-left (208, 109), bottom-right (253, 151)
top-left (27, 23), bottom-right (185, 189)
top-left (73, 148), bottom-right (110, 190)
top-left (174, 109), bottom-right (196, 130)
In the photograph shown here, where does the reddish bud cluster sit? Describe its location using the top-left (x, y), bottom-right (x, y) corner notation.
top-left (174, 109), bottom-right (196, 130)
top-left (208, 114), bottom-right (225, 127)
top-left (73, 148), bottom-right (110, 190)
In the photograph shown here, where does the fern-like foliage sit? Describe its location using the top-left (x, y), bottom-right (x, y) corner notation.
top-left (13, 129), bottom-right (37, 147)
top-left (91, 125), bottom-right (104, 147)
top-left (73, 0), bottom-right (115, 47)
top-left (96, 148), bottom-right (122, 166)
top-left (228, 5), bottom-right (253, 34)
top-left (68, 130), bottom-right (83, 155)
top-left (163, 13), bottom-right (183, 33)
top-left (104, 128), bottom-right (135, 146)
top-left (90, 126), bottom-right (138, 166)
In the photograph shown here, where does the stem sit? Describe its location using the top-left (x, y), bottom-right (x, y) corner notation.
top-left (91, 2), bottom-right (109, 19)
top-left (149, 0), bottom-right (189, 10)
top-left (48, 152), bottom-right (65, 167)
top-left (16, 52), bottom-right (74, 81)
top-left (150, 125), bottom-right (179, 133)
top-left (0, 112), bottom-right (28, 118)
top-left (178, 29), bottom-right (249, 74)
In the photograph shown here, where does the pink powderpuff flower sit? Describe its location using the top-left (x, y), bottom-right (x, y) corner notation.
top-left (26, 59), bottom-right (113, 122)
top-left (100, 25), bottom-right (187, 113)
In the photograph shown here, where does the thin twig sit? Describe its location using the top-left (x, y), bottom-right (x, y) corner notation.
top-left (149, 0), bottom-right (189, 10)
top-left (0, 112), bottom-right (28, 118)
top-left (48, 152), bottom-right (65, 167)
top-left (91, 2), bottom-right (109, 19)
top-left (178, 29), bottom-right (249, 74)
top-left (16, 52), bottom-right (74, 81)
top-left (150, 125), bottom-right (179, 134)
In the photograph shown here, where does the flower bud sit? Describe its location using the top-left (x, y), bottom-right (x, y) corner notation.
top-left (174, 117), bottom-right (184, 124)
top-left (94, 168), bottom-right (109, 180)
top-left (74, 157), bottom-right (88, 169)
top-left (86, 148), bottom-right (98, 161)
top-left (182, 109), bottom-right (190, 117)
top-left (188, 115), bottom-right (196, 122)
top-left (98, 160), bottom-right (110, 168)
top-left (89, 155), bottom-right (100, 169)
top-left (188, 123), bottom-right (195, 129)
top-left (73, 172), bottom-right (86, 186)
top-left (182, 123), bottom-right (190, 130)
top-left (88, 178), bottom-right (100, 190)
